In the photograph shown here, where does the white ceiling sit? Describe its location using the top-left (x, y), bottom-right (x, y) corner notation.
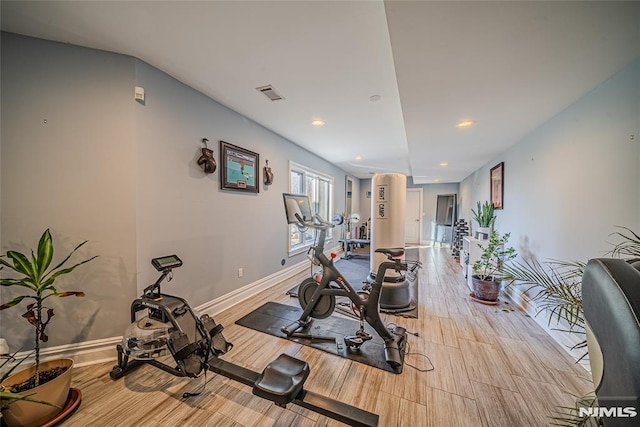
top-left (2, 1), bottom-right (639, 183)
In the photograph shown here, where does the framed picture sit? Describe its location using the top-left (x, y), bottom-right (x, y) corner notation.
top-left (490, 162), bottom-right (504, 209)
top-left (220, 141), bottom-right (259, 193)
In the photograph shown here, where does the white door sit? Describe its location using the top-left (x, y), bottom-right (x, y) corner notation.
top-left (405, 188), bottom-right (422, 244)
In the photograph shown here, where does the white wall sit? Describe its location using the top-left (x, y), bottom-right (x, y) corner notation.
top-left (407, 180), bottom-right (459, 242)
top-left (359, 178), bottom-right (373, 223)
top-left (461, 57), bottom-right (640, 263)
top-left (349, 175), bottom-right (361, 219)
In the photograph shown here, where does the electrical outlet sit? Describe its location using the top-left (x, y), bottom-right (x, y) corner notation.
top-left (238, 268), bottom-right (243, 278)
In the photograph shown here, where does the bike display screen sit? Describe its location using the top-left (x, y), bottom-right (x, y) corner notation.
top-left (151, 255), bottom-right (183, 271)
top-left (283, 193), bottom-right (313, 225)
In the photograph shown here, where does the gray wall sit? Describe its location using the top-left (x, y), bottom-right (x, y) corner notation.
top-left (460, 57), bottom-right (640, 264)
top-left (1, 33), bottom-right (138, 348)
top-left (0, 33), bottom-right (348, 351)
top-left (133, 58), bottom-right (348, 304)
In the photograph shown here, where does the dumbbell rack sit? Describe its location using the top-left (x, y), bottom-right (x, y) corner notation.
top-left (451, 219), bottom-right (469, 260)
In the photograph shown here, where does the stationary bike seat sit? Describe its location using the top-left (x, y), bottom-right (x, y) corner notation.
top-left (253, 353), bottom-right (310, 405)
top-left (375, 247), bottom-right (405, 258)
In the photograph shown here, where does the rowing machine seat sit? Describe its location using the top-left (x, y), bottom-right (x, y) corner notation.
top-left (253, 353), bottom-right (310, 406)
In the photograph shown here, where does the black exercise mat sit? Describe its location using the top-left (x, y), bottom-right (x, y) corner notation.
top-left (285, 256), bottom-right (369, 298)
top-left (235, 301), bottom-right (403, 374)
top-left (286, 249), bottom-right (420, 318)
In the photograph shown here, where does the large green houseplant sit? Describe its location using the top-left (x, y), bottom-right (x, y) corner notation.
top-left (471, 201), bottom-right (496, 238)
top-left (471, 231), bottom-right (517, 302)
top-left (503, 256), bottom-right (593, 427)
top-left (501, 226), bottom-right (640, 427)
top-left (502, 226), bottom-right (640, 360)
top-left (503, 258), bottom-right (586, 351)
top-left (0, 228), bottom-right (96, 426)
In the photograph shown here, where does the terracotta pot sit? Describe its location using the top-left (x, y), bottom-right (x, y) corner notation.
top-left (471, 276), bottom-right (500, 301)
top-left (1, 358), bottom-right (73, 427)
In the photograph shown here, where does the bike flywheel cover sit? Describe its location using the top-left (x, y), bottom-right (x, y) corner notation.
top-left (298, 278), bottom-right (335, 319)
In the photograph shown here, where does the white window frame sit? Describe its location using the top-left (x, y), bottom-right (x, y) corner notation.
top-left (288, 161), bottom-right (334, 256)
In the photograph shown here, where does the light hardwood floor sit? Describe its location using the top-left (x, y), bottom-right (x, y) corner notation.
top-left (64, 246), bottom-right (593, 426)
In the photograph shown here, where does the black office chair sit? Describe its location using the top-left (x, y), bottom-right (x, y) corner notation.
top-left (582, 258), bottom-right (640, 426)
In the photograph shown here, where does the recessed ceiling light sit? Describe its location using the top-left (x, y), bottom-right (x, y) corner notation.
top-left (457, 120), bottom-right (474, 128)
top-left (369, 94), bottom-right (381, 102)
top-left (456, 120), bottom-right (473, 128)
top-left (433, 178), bottom-right (440, 182)
top-left (440, 162), bottom-right (448, 167)
top-left (311, 119), bottom-right (325, 127)
top-left (355, 156), bottom-right (362, 161)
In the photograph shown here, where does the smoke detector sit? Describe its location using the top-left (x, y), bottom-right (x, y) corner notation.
top-left (256, 85), bottom-right (285, 101)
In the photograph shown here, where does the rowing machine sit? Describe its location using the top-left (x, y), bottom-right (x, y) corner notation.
top-left (110, 255), bottom-right (378, 427)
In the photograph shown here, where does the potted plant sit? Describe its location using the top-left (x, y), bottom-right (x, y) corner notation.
top-left (471, 201), bottom-right (496, 239)
top-left (498, 226), bottom-right (640, 426)
top-left (0, 229), bottom-right (96, 427)
top-left (500, 226), bottom-right (640, 361)
top-left (1, 350), bottom-right (59, 412)
top-left (503, 258), bottom-right (586, 348)
top-left (471, 231), bottom-right (516, 302)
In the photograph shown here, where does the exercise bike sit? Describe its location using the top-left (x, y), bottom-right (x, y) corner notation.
top-left (283, 193), bottom-right (421, 372)
top-left (110, 255), bottom-right (379, 427)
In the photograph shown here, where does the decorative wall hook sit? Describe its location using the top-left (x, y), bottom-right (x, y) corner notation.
top-left (197, 138), bottom-right (216, 174)
top-left (264, 159), bottom-right (274, 185)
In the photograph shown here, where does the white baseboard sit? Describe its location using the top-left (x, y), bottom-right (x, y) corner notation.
top-left (12, 337), bottom-right (122, 369)
top-left (8, 255), bottom-right (322, 369)
top-left (404, 241), bottom-right (433, 249)
top-left (193, 258), bottom-right (310, 317)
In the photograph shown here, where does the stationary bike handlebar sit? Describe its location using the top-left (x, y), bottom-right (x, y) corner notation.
top-left (294, 213), bottom-right (335, 231)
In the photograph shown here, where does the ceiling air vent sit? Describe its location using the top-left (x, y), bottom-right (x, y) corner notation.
top-left (256, 85), bottom-right (285, 101)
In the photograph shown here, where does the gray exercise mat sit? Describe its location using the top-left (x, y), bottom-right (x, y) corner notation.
top-left (234, 301), bottom-right (404, 374)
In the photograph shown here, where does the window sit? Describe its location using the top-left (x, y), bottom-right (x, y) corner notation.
top-left (289, 162), bottom-right (334, 254)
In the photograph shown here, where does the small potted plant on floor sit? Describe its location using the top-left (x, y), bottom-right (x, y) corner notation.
top-left (471, 231), bottom-right (516, 303)
top-left (1, 350), bottom-right (60, 413)
top-left (0, 228), bottom-right (96, 427)
top-left (471, 201), bottom-right (496, 239)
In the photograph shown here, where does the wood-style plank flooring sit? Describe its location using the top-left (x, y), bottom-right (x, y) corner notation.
top-left (63, 246), bottom-right (593, 426)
